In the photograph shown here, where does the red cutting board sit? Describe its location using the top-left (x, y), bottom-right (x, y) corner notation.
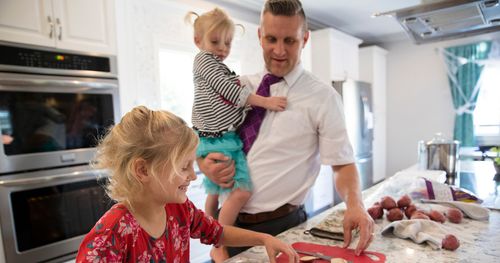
top-left (277, 242), bottom-right (386, 263)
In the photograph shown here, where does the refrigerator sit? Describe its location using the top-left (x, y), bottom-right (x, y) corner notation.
top-left (332, 80), bottom-right (374, 204)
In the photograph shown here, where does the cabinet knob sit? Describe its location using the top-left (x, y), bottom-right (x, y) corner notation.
top-left (47, 16), bottom-right (54, 39)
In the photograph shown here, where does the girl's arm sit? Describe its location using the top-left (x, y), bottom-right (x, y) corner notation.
top-left (220, 225), bottom-right (298, 263)
top-left (246, 93), bottom-right (287, 111)
top-left (194, 52), bottom-right (244, 105)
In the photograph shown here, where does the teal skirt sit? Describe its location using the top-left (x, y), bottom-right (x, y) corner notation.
top-left (196, 131), bottom-right (252, 195)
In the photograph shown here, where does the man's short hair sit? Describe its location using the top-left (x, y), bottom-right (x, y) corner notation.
top-left (261, 0), bottom-right (308, 32)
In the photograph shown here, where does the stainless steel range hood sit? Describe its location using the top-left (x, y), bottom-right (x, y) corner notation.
top-left (376, 0), bottom-right (500, 44)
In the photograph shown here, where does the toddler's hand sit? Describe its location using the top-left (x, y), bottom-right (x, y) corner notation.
top-left (265, 96), bottom-right (287, 111)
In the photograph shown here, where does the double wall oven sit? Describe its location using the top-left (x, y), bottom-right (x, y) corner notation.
top-left (0, 41), bottom-right (120, 262)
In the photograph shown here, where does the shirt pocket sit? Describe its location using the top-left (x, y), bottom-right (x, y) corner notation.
top-left (270, 111), bottom-right (314, 139)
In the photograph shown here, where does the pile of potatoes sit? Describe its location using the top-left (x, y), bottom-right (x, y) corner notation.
top-left (367, 194), bottom-right (463, 251)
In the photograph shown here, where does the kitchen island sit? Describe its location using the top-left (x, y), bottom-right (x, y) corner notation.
top-left (227, 163), bottom-right (500, 263)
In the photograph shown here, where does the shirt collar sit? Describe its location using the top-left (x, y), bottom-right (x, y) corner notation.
top-left (264, 63), bottom-right (304, 88)
top-left (283, 62), bottom-right (304, 87)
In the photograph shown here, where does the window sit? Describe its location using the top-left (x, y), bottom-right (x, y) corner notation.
top-left (158, 48), bottom-right (241, 127)
top-left (159, 49), bottom-right (195, 126)
top-left (474, 65), bottom-right (500, 146)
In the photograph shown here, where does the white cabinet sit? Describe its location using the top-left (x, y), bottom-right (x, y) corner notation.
top-left (0, 0), bottom-right (116, 54)
top-left (359, 46), bottom-right (388, 183)
top-left (311, 28), bottom-right (362, 83)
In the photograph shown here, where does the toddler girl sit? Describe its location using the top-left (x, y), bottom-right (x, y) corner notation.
top-left (186, 8), bottom-right (287, 261)
top-left (75, 106), bottom-right (297, 262)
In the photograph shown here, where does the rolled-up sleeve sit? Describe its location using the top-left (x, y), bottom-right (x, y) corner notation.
top-left (317, 90), bottom-right (355, 165)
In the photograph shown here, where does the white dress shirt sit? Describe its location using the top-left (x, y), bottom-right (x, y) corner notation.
top-left (238, 64), bottom-right (355, 214)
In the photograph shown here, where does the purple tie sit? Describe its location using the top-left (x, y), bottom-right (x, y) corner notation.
top-left (238, 74), bottom-right (283, 154)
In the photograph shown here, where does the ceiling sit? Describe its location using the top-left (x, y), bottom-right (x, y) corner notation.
top-left (206, 0), bottom-right (426, 45)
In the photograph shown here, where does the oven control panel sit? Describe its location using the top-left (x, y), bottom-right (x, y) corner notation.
top-left (0, 43), bottom-right (113, 73)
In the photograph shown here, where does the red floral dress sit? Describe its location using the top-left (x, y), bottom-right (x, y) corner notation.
top-left (76, 200), bottom-right (223, 263)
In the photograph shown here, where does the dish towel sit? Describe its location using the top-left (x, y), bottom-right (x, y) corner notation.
top-left (420, 199), bottom-right (490, 220)
top-left (381, 219), bottom-right (450, 250)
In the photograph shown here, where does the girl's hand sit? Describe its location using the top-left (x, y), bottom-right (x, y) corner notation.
top-left (265, 96), bottom-right (287, 111)
top-left (262, 234), bottom-right (298, 263)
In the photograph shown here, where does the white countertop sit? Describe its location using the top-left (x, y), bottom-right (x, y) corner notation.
top-left (226, 169), bottom-right (500, 263)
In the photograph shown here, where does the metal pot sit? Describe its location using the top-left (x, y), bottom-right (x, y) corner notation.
top-left (418, 133), bottom-right (460, 184)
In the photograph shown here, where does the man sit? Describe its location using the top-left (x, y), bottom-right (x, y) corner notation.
top-left (198, 0), bottom-right (374, 257)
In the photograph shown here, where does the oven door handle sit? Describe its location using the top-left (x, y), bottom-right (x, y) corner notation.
top-left (0, 78), bottom-right (117, 89)
top-left (0, 171), bottom-right (107, 186)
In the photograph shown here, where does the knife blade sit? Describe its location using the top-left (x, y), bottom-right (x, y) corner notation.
top-left (295, 249), bottom-right (332, 261)
top-left (294, 249), bottom-right (352, 263)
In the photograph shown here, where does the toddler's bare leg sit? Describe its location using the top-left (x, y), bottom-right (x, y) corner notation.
top-left (211, 189), bottom-right (251, 262)
top-left (205, 194), bottom-right (219, 218)
top-left (218, 189), bottom-right (251, 225)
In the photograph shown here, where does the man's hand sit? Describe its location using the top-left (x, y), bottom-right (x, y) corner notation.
top-left (342, 203), bottom-right (374, 256)
top-left (332, 163), bottom-right (374, 255)
top-left (197, 152), bottom-right (235, 188)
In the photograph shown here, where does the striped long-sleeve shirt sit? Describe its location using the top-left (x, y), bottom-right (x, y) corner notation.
top-left (191, 51), bottom-right (251, 134)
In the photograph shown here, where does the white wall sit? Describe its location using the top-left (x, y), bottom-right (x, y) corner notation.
top-left (115, 0), bottom-right (263, 115)
top-left (381, 31), bottom-right (500, 177)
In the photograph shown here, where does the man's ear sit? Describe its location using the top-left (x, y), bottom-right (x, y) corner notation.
top-left (133, 158), bottom-right (150, 182)
top-left (302, 30), bottom-right (310, 48)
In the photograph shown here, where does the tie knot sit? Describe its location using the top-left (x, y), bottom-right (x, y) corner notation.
top-left (263, 73), bottom-right (283, 86)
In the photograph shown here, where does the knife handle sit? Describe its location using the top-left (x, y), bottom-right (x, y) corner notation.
top-left (304, 227), bottom-right (344, 241)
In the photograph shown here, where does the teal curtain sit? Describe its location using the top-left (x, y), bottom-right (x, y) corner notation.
top-left (443, 41), bottom-right (491, 147)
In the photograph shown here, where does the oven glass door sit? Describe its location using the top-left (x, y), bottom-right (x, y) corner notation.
top-left (0, 91), bottom-right (114, 155)
top-left (11, 177), bottom-right (114, 252)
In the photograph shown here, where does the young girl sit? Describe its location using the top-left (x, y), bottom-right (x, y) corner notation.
top-left (186, 8), bottom-right (287, 261)
top-left (75, 106), bottom-right (297, 262)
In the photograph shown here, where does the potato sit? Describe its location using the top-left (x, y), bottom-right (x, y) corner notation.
top-left (397, 194), bottom-right (412, 208)
top-left (446, 208), bottom-right (463, 224)
top-left (428, 210), bottom-right (446, 223)
top-left (367, 205), bottom-right (384, 220)
top-left (404, 204), bottom-right (417, 219)
top-left (380, 196), bottom-right (397, 210)
top-left (411, 211), bottom-right (430, 220)
top-left (442, 234), bottom-right (460, 251)
top-left (386, 208), bottom-right (404, 221)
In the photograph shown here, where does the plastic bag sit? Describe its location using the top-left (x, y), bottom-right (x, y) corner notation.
top-left (364, 170), bottom-right (482, 205)
top-left (409, 177), bottom-right (482, 203)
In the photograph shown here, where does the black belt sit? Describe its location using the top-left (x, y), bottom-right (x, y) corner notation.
top-left (238, 204), bottom-right (302, 224)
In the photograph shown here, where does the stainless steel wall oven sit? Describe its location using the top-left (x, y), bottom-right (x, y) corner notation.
top-left (0, 41), bottom-right (120, 263)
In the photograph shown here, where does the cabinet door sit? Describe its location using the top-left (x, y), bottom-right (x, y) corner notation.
top-left (0, 0), bottom-right (55, 47)
top-left (53, 0), bottom-right (116, 54)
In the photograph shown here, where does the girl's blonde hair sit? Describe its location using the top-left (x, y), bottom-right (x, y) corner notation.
top-left (93, 106), bottom-right (198, 208)
top-left (185, 8), bottom-right (242, 40)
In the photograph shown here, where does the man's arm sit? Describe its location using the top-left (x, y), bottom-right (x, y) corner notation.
top-left (197, 152), bottom-right (236, 188)
top-left (332, 163), bottom-right (374, 256)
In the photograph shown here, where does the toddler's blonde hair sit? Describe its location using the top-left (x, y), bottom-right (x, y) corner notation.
top-left (185, 8), bottom-right (240, 41)
top-left (93, 106), bottom-right (198, 209)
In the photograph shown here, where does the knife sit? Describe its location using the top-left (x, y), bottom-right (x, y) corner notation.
top-left (294, 249), bottom-right (352, 263)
